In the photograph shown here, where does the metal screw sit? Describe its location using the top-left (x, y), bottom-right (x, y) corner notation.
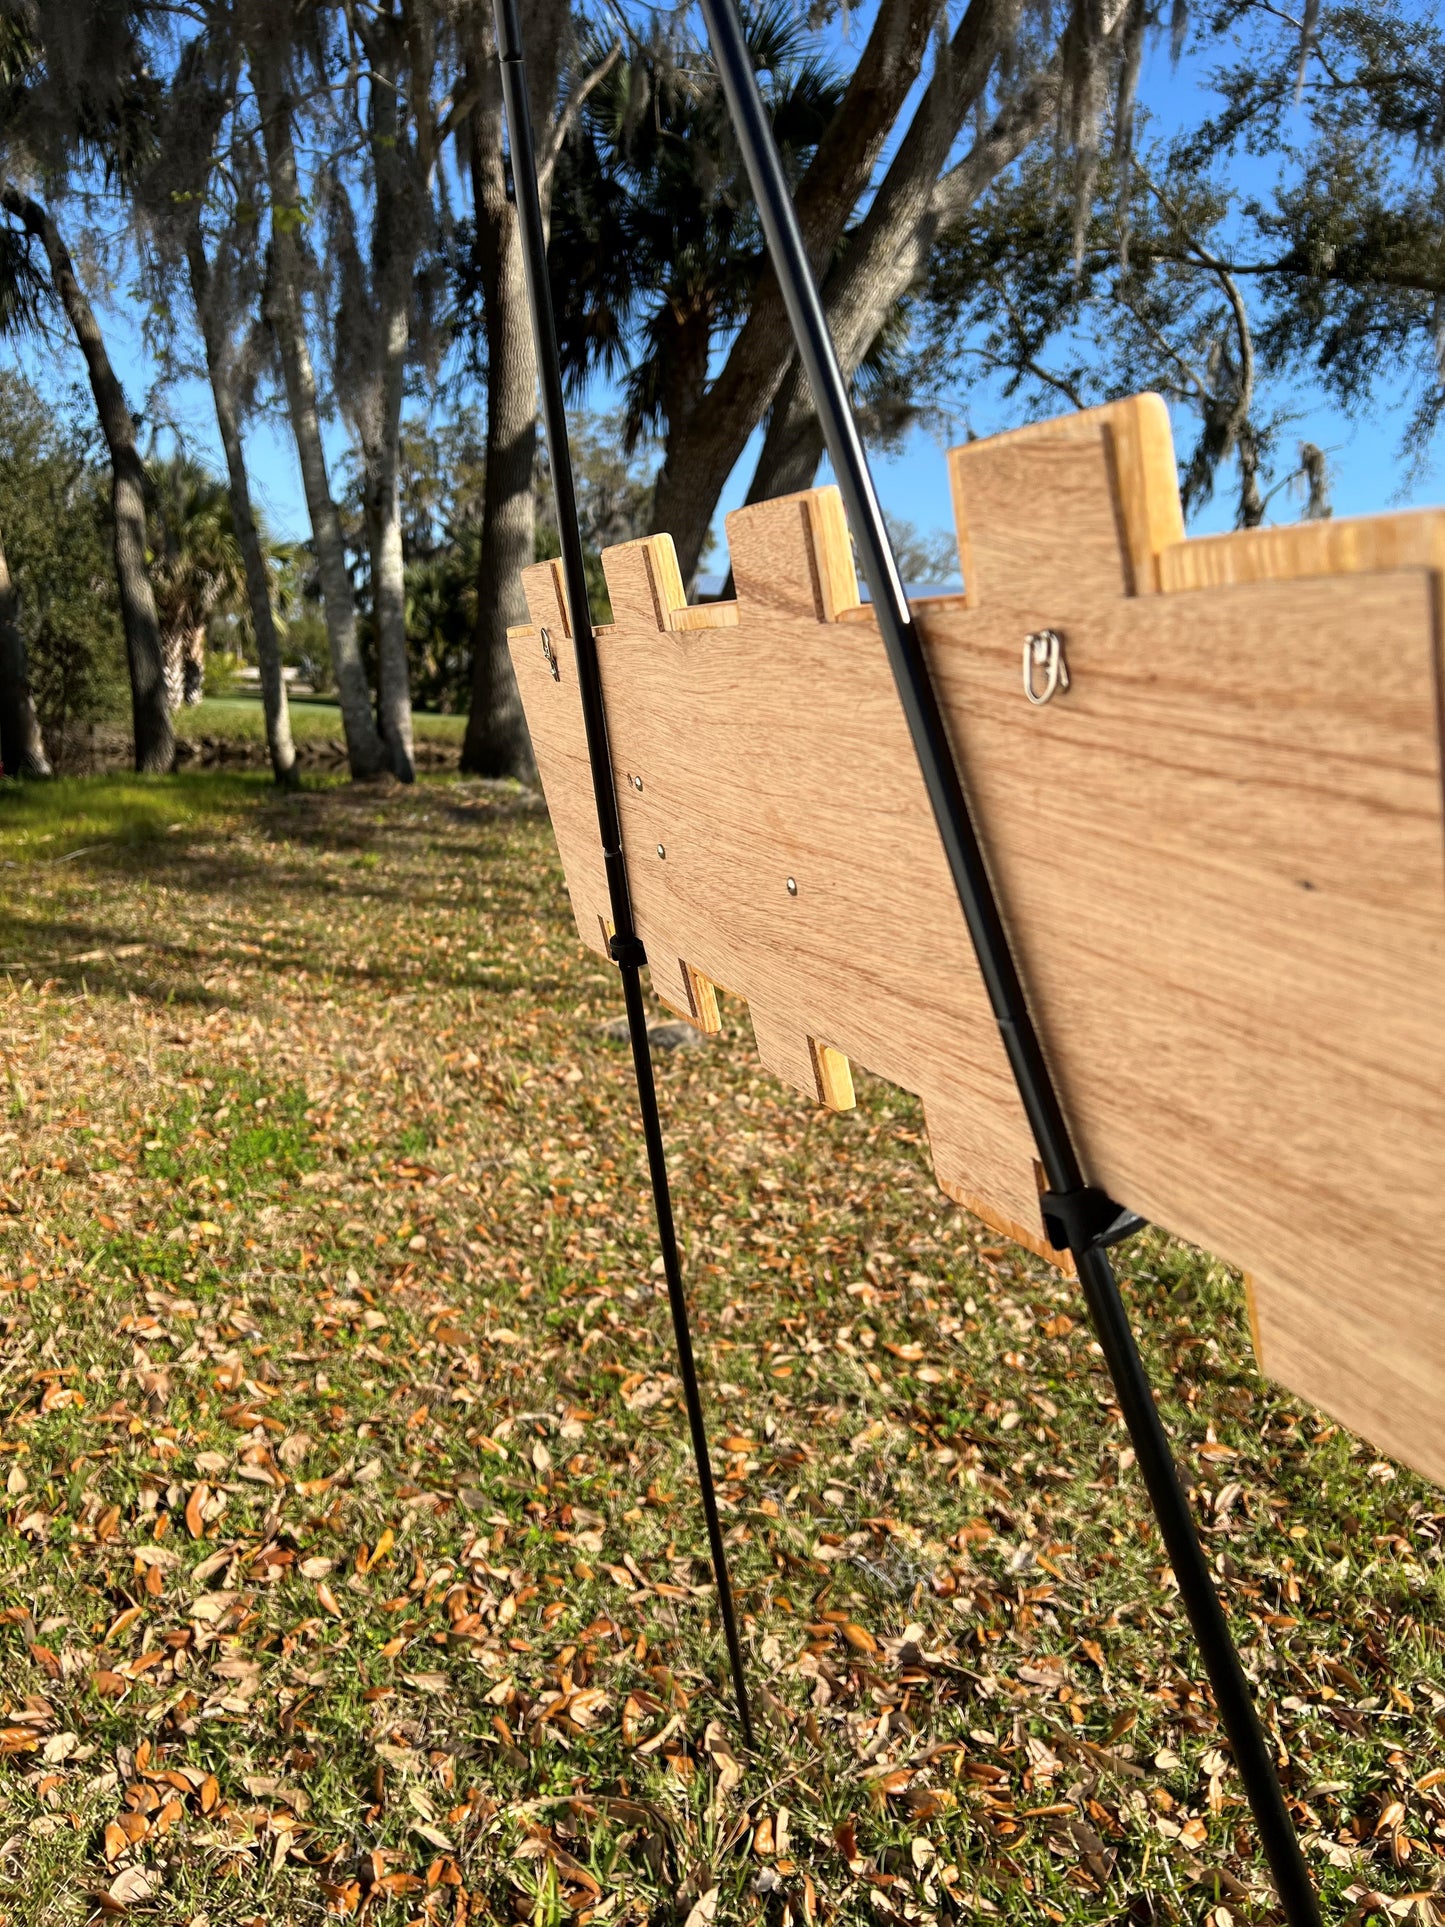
top-left (632, 775), bottom-right (643, 791)
top-left (786, 877), bottom-right (798, 896)
top-left (540, 626), bottom-right (560, 681)
top-left (657, 844), bottom-right (666, 859)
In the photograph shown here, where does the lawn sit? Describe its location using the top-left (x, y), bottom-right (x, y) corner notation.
top-left (177, 696), bottom-right (468, 750)
top-left (0, 771), bottom-right (1440, 1927)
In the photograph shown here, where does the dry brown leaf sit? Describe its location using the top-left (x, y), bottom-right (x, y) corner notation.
top-left (684, 1887), bottom-right (719, 1927)
top-left (183, 1482), bottom-right (209, 1539)
top-left (107, 1866), bottom-right (157, 1907)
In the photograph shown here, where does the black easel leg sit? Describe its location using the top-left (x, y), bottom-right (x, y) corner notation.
top-left (1076, 1245), bottom-right (1316, 1922)
top-left (696, 1), bottom-right (1322, 1914)
top-left (493, 0), bottom-right (754, 1751)
top-left (619, 958), bottom-right (756, 1752)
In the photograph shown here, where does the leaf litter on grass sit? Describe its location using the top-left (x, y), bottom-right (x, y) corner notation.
top-left (0, 775), bottom-right (1442, 1925)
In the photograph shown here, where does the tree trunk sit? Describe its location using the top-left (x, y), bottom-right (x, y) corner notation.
top-left (250, 44), bottom-right (387, 780)
top-left (186, 229), bottom-right (298, 787)
top-left (460, 9), bottom-right (571, 781)
top-left (736, 39), bottom-right (1067, 520)
top-left (462, 50), bottom-right (536, 779)
top-left (650, 0), bottom-right (1083, 585)
top-left (362, 39), bottom-right (417, 785)
top-left (0, 521), bottom-right (50, 778)
top-left (649, 0), bottom-right (944, 583)
top-left (1, 184), bottom-right (173, 773)
top-left (748, 359), bottom-right (828, 502)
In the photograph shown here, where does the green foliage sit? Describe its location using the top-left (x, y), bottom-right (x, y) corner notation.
top-left (918, 0), bottom-right (1445, 523)
top-left (338, 418), bottom-right (484, 713)
top-left (0, 370), bottom-right (127, 750)
top-left (549, 5), bottom-right (844, 451)
top-left (404, 523), bottom-right (477, 712)
top-left (146, 449), bottom-right (251, 699)
top-left (199, 648), bottom-right (241, 700)
top-left (398, 419), bottom-right (486, 713)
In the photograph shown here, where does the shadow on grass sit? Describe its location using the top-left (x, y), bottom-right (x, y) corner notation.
top-left (0, 772), bottom-right (561, 1010)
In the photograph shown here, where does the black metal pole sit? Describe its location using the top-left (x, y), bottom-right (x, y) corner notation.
top-left (493, 0), bottom-right (754, 1754)
top-left (696, 3), bottom-right (1321, 1919)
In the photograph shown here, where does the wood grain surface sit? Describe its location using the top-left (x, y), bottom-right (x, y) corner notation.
top-left (510, 393), bottom-right (1445, 1486)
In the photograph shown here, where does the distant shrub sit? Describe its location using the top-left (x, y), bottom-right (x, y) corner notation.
top-left (0, 373), bottom-right (128, 763)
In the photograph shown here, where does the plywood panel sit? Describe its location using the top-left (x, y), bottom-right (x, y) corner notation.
top-left (510, 397), bottom-right (1445, 1485)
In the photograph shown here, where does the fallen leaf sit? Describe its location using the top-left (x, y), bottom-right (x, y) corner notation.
top-left (184, 1483), bottom-right (209, 1539)
top-left (684, 1887), bottom-right (719, 1927)
top-left (107, 1867), bottom-right (157, 1907)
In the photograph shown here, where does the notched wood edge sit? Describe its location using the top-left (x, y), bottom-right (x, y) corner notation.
top-left (681, 963), bottom-right (722, 1034)
top-left (809, 1039), bottom-right (856, 1112)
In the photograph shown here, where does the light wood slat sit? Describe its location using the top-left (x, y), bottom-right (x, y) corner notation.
top-left (511, 399), bottom-right (1445, 1486)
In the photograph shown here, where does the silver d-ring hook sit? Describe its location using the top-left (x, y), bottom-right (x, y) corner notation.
top-left (1023, 628), bottom-right (1070, 706)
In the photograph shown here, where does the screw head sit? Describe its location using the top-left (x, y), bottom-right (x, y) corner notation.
top-left (786, 876), bottom-right (798, 896)
top-left (657, 844), bottom-right (666, 859)
top-left (632, 775), bottom-right (644, 791)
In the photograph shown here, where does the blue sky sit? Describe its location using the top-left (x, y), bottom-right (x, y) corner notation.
top-left (4, 7), bottom-right (1433, 578)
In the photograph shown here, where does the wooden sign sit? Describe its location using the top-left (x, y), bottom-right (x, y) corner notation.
top-left (510, 395), bottom-right (1445, 1488)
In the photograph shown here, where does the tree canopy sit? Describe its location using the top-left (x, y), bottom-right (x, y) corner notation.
top-left (1, 0), bottom-right (1444, 777)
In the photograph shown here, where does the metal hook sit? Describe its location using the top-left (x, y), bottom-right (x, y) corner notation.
top-left (540, 626), bottom-right (560, 681)
top-left (1023, 628), bottom-right (1069, 706)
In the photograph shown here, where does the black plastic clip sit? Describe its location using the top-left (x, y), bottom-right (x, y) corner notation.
top-left (1039, 1185), bottom-right (1147, 1256)
top-left (608, 932), bottom-right (647, 969)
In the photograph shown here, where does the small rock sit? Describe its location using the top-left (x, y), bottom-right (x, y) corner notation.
top-left (599, 1016), bottom-right (704, 1049)
top-left (648, 1020), bottom-right (703, 1051)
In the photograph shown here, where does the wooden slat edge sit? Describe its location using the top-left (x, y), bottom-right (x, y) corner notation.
top-left (949, 395), bottom-right (1182, 600)
top-left (1159, 512), bottom-right (1445, 591)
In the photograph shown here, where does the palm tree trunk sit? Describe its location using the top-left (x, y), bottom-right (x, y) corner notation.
top-left (0, 184), bottom-right (173, 774)
top-left (186, 230), bottom-right (297, 788)
top-left (0, 521), bottom-right (50, 778)
top-left (368, 454), bottom-right (414, 781)
top-left (746, 359), bottom-right (827, 503)
top-left (159, 619), bottom-right (186, 709)
top-left (181, 623), bottom-right (207, 705)
top-left (250, 44), bottom-right (386, 781)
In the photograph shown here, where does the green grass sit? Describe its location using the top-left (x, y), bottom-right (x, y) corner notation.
top-left (0, 770), bottom-right (275, 862)
top-left (0, 771), bottom-right (1441, 1927)
top-left (178, 691), bottom-right (468, 745)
